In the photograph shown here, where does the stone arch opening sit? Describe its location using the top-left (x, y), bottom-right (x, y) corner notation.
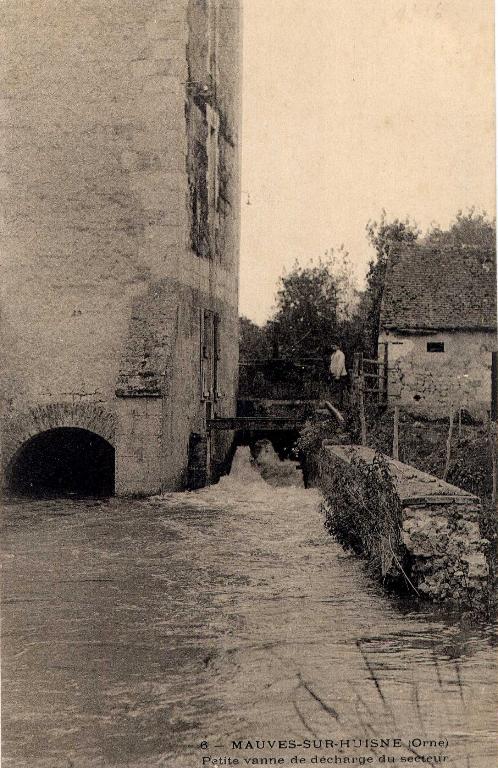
top-left (7, 428), bottom-right (115, 498)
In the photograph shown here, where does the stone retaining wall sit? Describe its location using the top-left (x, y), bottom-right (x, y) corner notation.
top-left (317, 443), bottom-right (491, 604)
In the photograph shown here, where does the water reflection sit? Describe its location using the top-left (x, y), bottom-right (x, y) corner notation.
top-left (1, 447), bottom-right (496, 768)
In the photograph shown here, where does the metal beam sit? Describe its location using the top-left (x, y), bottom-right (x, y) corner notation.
top-left (207, 417), bottom-right (305, 431)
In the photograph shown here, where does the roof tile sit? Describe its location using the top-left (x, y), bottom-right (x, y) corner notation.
top-left (380, 245), bottom-right (497, 331)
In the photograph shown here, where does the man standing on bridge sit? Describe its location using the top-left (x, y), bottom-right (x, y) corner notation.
top-left (329, 343), bottom-right (348, 407)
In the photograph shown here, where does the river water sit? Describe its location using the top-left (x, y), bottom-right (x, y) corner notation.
top-left (1, 447), bottom-right (496, 768)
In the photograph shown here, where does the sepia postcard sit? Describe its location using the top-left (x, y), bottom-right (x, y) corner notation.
top-left (0, 1), bottom-right (496, 767)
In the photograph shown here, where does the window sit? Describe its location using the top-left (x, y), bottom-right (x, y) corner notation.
top-left (191, 137), bottom-right (209, 258)
top-left (427, 342), bottom-right (445, 353)
top-left (200, 309), bottom-right (220, 401)
top-left (188, 0), bottom-right (220, 260)
top-left (189, 105), bottom-right (220, 260)
top-left (206, 104), bottom-right (220, 255)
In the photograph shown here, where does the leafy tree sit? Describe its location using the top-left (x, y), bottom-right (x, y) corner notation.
top-left (239, 315), bottom-right (270, 361)
top-left (268, 255), bottom-right (349, 360)
top-left (424, 207), bottom-right (496, 248)
top-left (361, 211), bottom-right (420, 355)
top-left (323, 245), bottom-right (360, 321)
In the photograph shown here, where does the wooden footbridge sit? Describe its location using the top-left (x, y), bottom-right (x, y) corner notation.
top-left (207, 351), bottom-right (387, 434)
top-left (208, 415), bottom-right (309, 431)
top-left (207, 405), bottom-right (344, 433)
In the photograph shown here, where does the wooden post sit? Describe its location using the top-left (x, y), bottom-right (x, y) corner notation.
top-left (491, 351), bottom-right (497, 422)
top-left (458, 407), bottom-right (462, 440)
top-left (383, 341), bottom-right (389, 405)
top-left (351, 352), bottom-right (360, 409)
top-left (357, 352), bottom-right (363, 383)
top-left (351, 352), bottom-right (367, 445)
top-left (359, 382), bottom-right (367, 446)
top-left (352, 352), bottom-right (359, 384)
top-left (488, 411), bottom-right (497, 506)
top-left (392, 405), bottom-right (400, 460)
top-left (357, 352), bottom-right (367, 446)
top-left (443, 410), bottom-right (454, 481)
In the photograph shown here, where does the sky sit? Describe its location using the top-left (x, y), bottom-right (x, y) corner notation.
top-left (238, 0), bottom-right (495, 325)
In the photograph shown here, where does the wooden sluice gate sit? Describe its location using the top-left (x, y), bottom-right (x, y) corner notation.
top-left (207, 415), bottom-right (307, 432)
top-left (207, 402), bottom-right (344, 433)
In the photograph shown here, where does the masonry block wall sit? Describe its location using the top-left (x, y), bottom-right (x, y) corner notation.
top-left (380, 331), bottom-right (496, 419)
top-left (0, 0), bottom-right (241, 494)
top-left (317, 444), bottom-right (491, 605)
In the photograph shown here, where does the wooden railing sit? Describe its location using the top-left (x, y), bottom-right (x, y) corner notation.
top-left (239, 345), bottom-right (390, 407)
top-left (352, 344), bottom-right (389, 404)
top-left (351, 344), bottom-right (389, 445)
top-left (238, 358), bottom-right (331, 400)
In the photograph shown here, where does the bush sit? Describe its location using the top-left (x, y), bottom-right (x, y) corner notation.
top-left (321, 452), bottom-right (412, 590)
top-left (297, 413), bottom-right (349, 485)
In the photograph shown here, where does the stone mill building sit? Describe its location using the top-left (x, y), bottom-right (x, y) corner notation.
top-left (1, 1), bottom-right (242, 496)
top-left (379, 244), bottom-right (497, 419)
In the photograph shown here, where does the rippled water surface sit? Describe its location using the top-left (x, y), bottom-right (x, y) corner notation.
top-left (1, 448), bottom-right (496, 768)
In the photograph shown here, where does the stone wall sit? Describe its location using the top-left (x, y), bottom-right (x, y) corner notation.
top-left (1, 1), bottom-right (241, 494)
top-left (1, 1), bottom-right (189, 413)
top-left (317, 444), bottom-right (491, 605)
top-left (379, 331), bottom-right (496, 419)
top-left (2, 402), bottom-right (116, 480)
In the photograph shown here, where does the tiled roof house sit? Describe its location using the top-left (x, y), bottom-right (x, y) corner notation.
top-left (378, 244), bottom-right (497, 417)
